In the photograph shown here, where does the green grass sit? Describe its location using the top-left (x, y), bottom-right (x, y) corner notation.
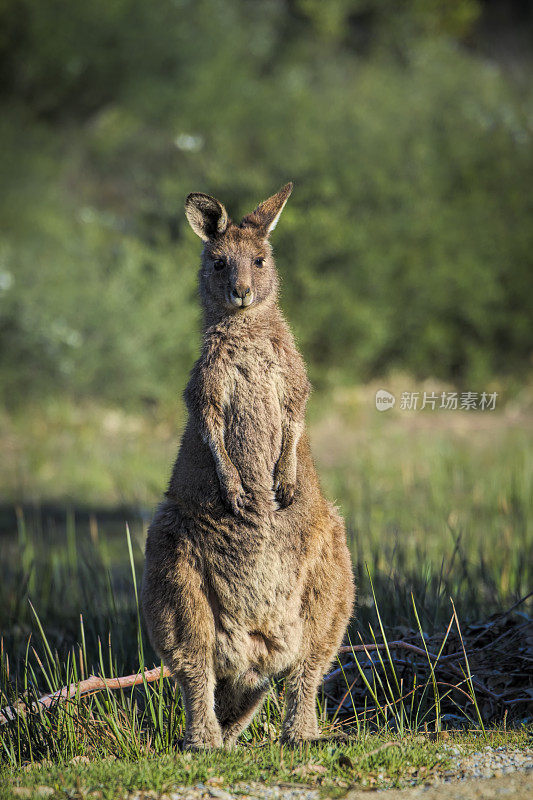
top-left (1, 385), bottom-right (532, 782)
top-left (3, 730), bottom-right (532, 800)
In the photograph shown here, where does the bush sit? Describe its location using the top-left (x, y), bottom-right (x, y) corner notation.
top-left (0, 0), bottom-right (532, 405)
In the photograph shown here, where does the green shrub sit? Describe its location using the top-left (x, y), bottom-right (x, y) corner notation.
top-left (0, 1), bottom-right (532, 405)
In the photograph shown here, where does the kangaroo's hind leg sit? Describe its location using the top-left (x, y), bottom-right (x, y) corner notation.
top-left (281, 517), bottom-right (355, 745)
top-left (142, 507), bottom-right (223, 750)
top-left (280, 658), bottom-right (323, 744)
top-left (215, 677), bottom-right (270, 748)
top-left (175, 660), bottom-right (223, 751)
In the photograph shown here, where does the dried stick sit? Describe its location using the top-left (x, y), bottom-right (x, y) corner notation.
top-left (0, 665), bottom-right (171, 725)
top-left (335, 641), bottom-right (528, 706)
top-left (3, 629), bottom-right (531, 725)
top-left (337, 640), bottom-right (442, 660)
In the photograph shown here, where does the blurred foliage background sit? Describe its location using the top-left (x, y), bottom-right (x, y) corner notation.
top-left (0, 0), bottom-right (532, 410)
top-left (1, 2), bottom-right (533, 700)
top-left (2, 4), bottom-right (533, 723)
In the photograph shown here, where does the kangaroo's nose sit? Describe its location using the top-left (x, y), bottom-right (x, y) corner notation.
top-left (232, 285), bottom-right (251, 300)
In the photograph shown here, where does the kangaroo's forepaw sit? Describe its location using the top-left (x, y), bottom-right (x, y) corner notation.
top-left (273, 457), bottom-right (297, 508)
top-left (274, 480), bottom-right (295, 508)
top-left (220, 481), bottom-right (251, 517)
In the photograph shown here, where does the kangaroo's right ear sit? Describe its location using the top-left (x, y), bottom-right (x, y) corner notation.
top-left (185, 193), bottom-right (229, 241)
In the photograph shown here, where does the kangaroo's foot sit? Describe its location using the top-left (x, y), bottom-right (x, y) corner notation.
top-left (183, 719), bottom-right (224, 751)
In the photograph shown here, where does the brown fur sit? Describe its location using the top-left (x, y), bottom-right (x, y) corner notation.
top-left (141, 183), bottom-right (355, 750)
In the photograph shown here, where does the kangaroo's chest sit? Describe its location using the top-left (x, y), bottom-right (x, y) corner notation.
top-left (223, 343), bottom-right (284, 478)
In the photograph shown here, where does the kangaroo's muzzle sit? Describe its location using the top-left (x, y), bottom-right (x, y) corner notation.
top-left (229, 286), bottom-right (254, 308)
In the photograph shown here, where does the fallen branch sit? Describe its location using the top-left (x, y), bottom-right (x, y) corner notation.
top-left (3, 649), bottom-right (420, 726)
top-left (2, 609), bottom-right (531, 725)
top-left (337, 640), bottom-right (442, 660)
top-left (0, 665), bottom-right (170, 725)
top-left (336, 640), bottom-right (527, 707)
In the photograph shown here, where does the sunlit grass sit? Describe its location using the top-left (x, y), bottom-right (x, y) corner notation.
top-left (1, 392), bottom-right (531, 777)
top-left (6, 732), bottom-right (530, 800)
top-left (1, 516), bottom-right (529, 768)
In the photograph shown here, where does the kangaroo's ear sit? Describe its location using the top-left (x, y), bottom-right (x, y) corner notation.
top-left (185, 193), bottom-right (229, 241)
top-left (240, 182), bottom-right (293, 236)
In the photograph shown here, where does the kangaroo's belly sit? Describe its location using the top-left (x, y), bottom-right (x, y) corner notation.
top-left (214, 619), bottom-right (303, 687)
top-left (207, 536), bottom-right (305, 684)
top-left (212, 581), bottom-right (304, 685)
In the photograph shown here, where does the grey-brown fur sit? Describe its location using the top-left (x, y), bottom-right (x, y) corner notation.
top-left (141, 183), bottom-right (355, 750)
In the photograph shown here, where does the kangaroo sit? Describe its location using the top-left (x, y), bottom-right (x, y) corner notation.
top-left (141, 183), bottom-right (354, 750)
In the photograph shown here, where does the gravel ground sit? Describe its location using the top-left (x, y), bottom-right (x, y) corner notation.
top-left (345, 771), bottom-right (533, 799)
top-left (445, 746), bottom-right (533, 781)
top-left (117, 746), bottom-right (533, 800)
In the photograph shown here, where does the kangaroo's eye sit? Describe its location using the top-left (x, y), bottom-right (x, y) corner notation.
top-left (254, 257), bottom-right (265, 268)
top-left (213, 258), bottom-right (225, 271)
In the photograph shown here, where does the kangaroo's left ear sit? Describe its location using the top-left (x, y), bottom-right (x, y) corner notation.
top-left (185, 193), bottom-right (229, 241)
top-left (240, 182), bottom-right (293, 236)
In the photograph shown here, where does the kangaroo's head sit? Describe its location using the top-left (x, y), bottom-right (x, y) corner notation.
top-left (185, 183), bottom-right (292, 322)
